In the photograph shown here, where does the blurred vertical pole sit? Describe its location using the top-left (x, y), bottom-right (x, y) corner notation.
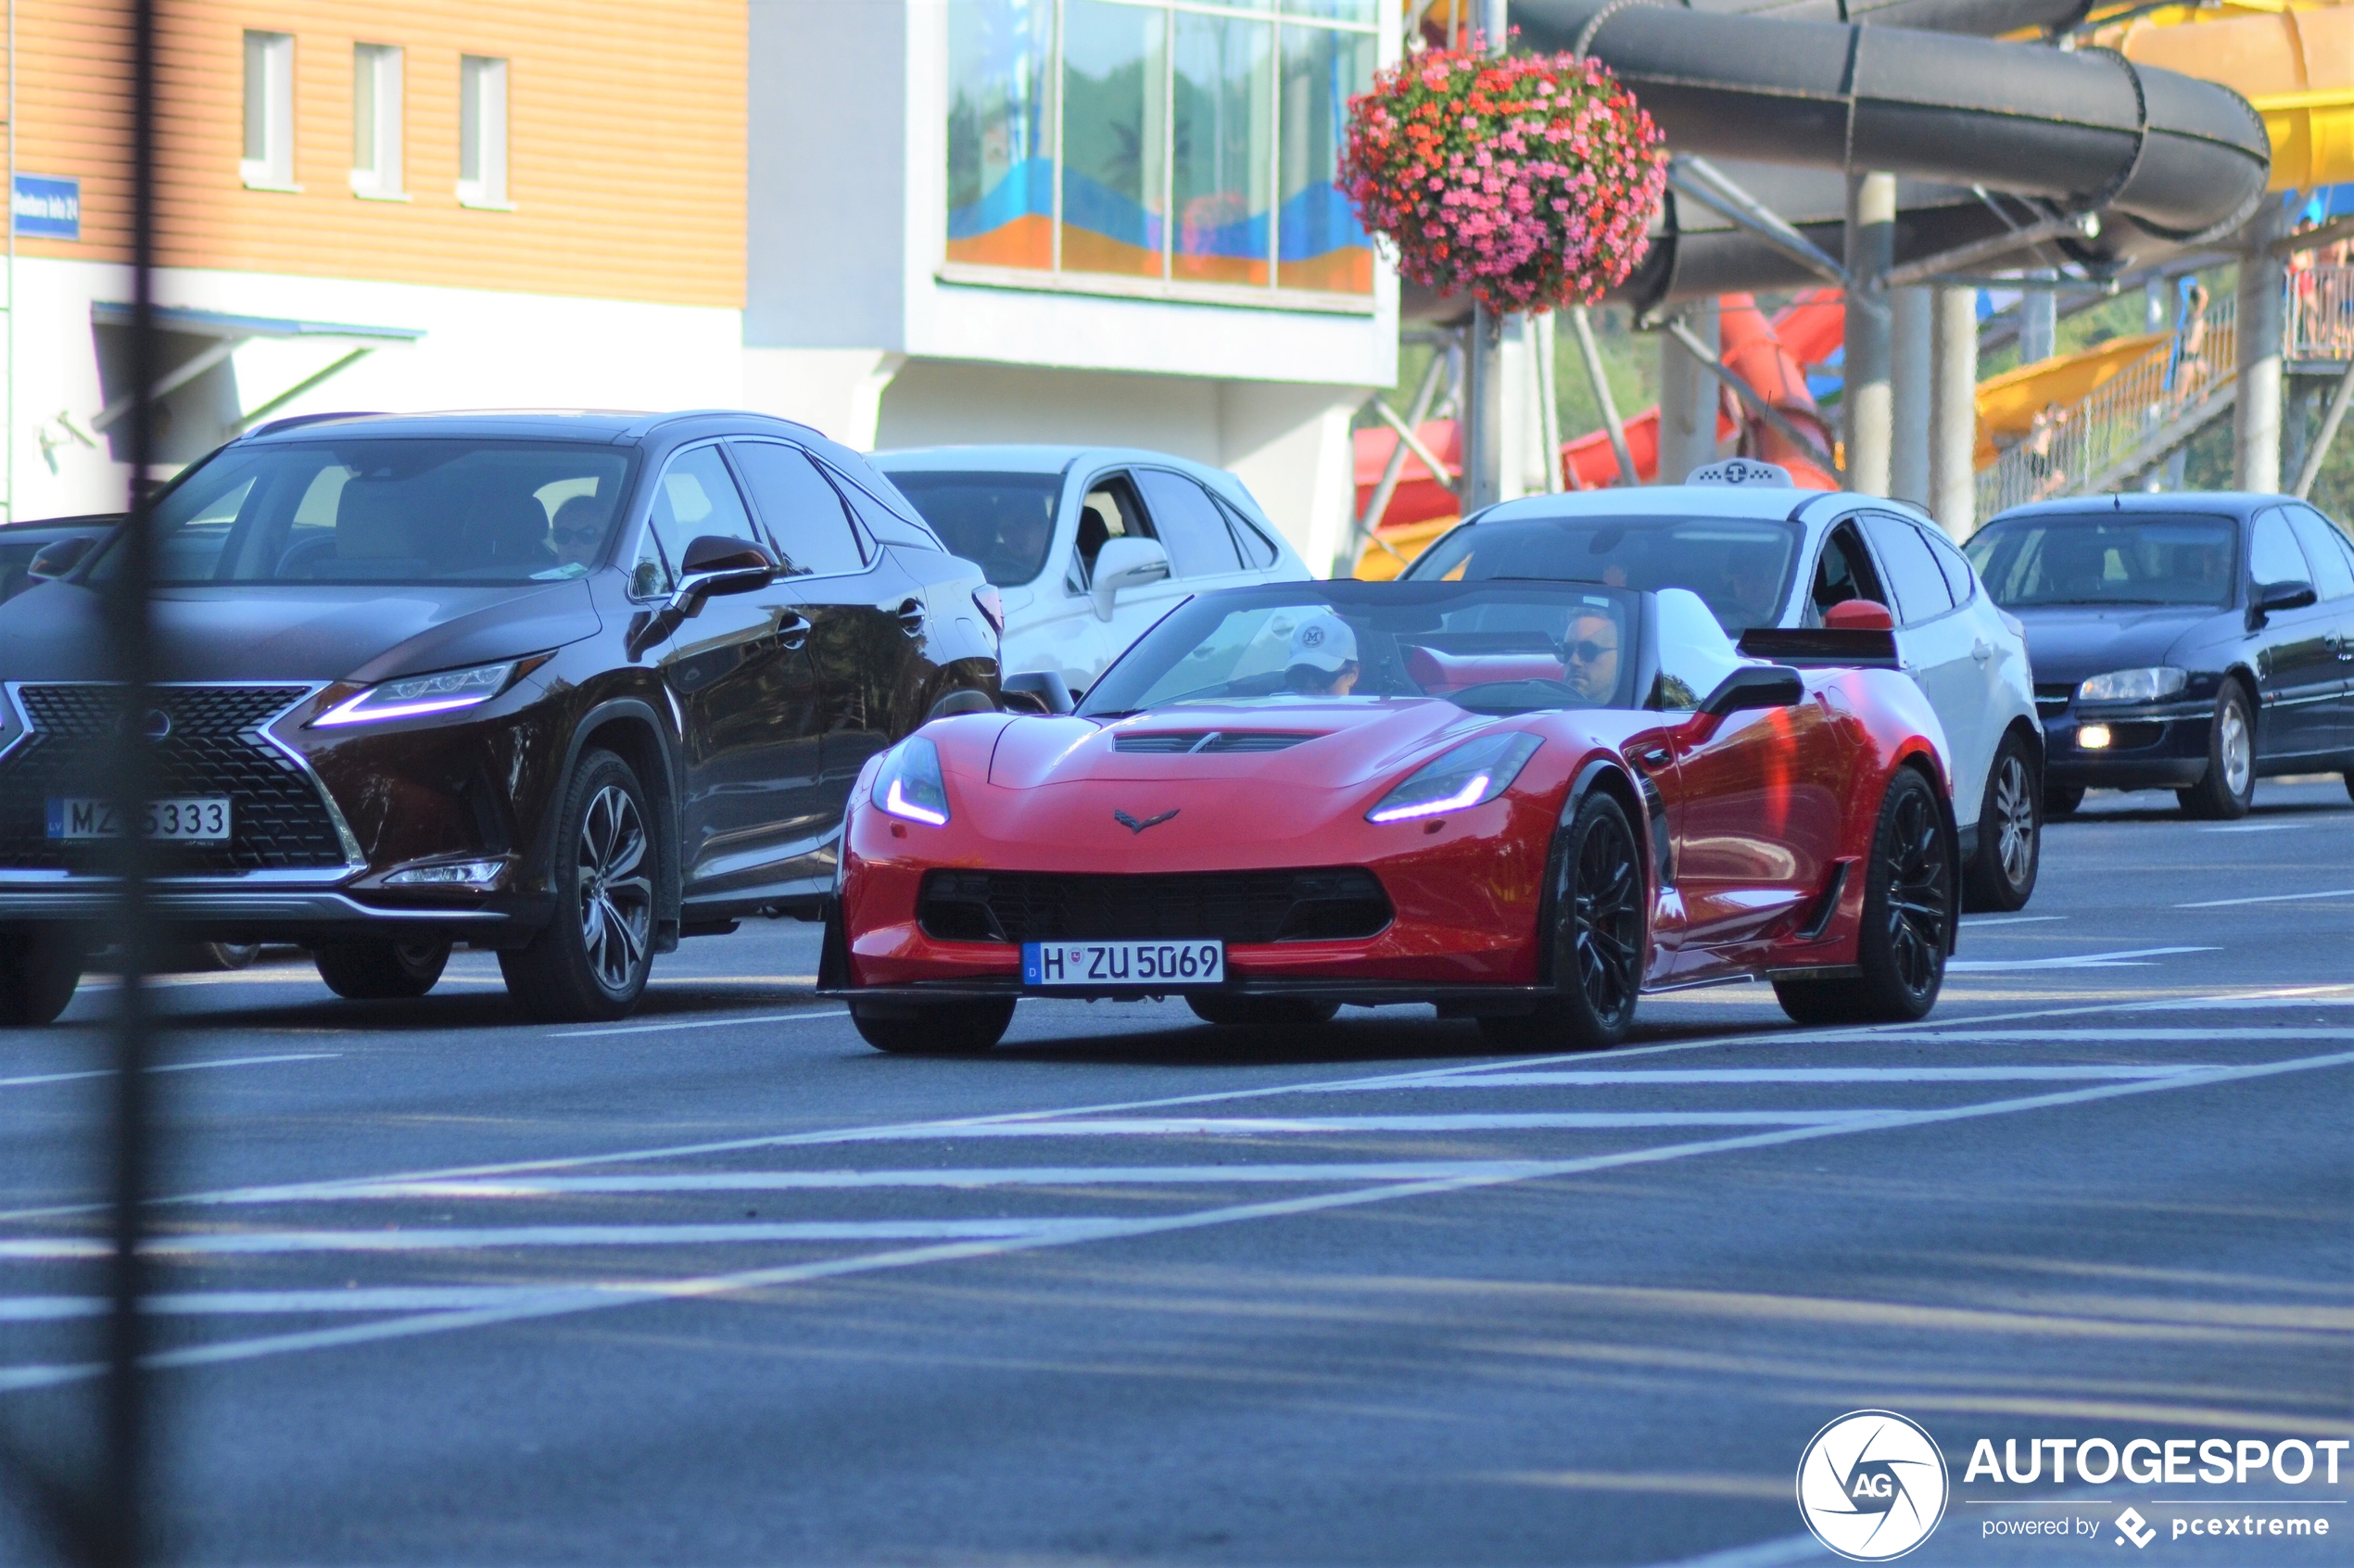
top-left (97, 0), bottom-right (163, 1561)
top-left (1928, 285), bottom-right (1979, 537)
top-left (1889, 286), bottom-right (1931, 506)
top-left (2236, 200), bottom-right (2287, 493)
top-left (1460, 0), bottom-right (1509, 513)
top-left (1843, 171), bottom-right (1895, 496)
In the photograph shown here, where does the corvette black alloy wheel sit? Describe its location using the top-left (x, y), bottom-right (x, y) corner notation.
top-left (500, 750), bottom-right (657, 1022)
top-left (851, 997), bottom-right (1018, 1055)
top-left (1484, 791), bottom-right (1643, 1052)
top-left (1776, 767), bottom-right (1951, 1025)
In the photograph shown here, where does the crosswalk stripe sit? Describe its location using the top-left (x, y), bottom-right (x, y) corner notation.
top-left (1320, 1066), bottom-right (2208, 1088)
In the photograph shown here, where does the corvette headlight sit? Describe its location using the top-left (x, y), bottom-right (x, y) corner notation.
top-left (1367, 731), bottom-right (1541, 824)
top-left (2076, 666), bottom-right (2186, 704)
top-left (314, 660), bottom-right (523, 727)
top-left (873, 736), bottom-right (950, 827)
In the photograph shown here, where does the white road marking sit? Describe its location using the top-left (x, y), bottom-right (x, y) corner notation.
top-left (1948, 946), bottom-right (2215, 971)
top-left (1960, 916), bottom-right (2065, 928)
top-left (1324, 1066), bottom-right (2208, 1089)
top-left (0, 1053), bottom-right (338, 1090)
top-left (14, 997), bottom-right (2354, 1226)
top-left (2177, 887), bottom-right (2354, 908)
top-left (6, 1045), bottom-right (2348, 1394)
top-left (213, 1161), bottom-right (1568, 1202)
top-left (2198, 822), bottom-right (2315, 833)
top-left (551, 1007), bottom-right (848, 1039)
top-left (0, 1219), bottom-right (1102, 1259)
top-left (0, 1288), bottom-right (583, 1319)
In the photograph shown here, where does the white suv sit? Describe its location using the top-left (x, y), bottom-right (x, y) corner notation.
top-left (874, 446), bottom-right (1310, 703)
top-left (1402, 468), bottom-right (2045, 911)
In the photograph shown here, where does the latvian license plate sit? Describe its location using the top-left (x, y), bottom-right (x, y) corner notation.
top-left (1022, 939), bottom-right (1223, 988)
top-left (47, 797), bottom-right (232, 842)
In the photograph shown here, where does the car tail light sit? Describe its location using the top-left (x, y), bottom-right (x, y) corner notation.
top-left (972, 586), bottom-right (1005, 637)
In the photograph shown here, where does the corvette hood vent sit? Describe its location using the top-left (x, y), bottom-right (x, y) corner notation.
top-left (1112, 730), bottom-right (1321, 754)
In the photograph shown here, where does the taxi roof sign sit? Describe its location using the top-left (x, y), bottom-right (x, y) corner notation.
top-left (1686, 459), bottom-right (1792, 487)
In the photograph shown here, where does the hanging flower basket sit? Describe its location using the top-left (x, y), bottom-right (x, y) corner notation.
top-left (1340, 44), bottom-right (1667, 312)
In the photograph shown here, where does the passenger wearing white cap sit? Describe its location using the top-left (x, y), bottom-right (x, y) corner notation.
top-left (1284, 611), bottom-right (1361, 696)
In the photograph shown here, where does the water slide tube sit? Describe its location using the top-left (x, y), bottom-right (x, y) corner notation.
top-left (2099, 0), bottom-right (2354, 194)
top-left (1431, 0), bottom-right (2275, 315)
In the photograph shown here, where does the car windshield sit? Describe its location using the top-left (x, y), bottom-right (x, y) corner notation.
top-left (87, 438), bottom-right (638, 586)
top-left (1963, 515), bottom-right (2238, 608)
top-left (883, 471), bottom-right (1062, 587)
top-left (1078, 581), bottom-right (1642, 717)
top-left (1403, 513), bottom-right (1803, 634)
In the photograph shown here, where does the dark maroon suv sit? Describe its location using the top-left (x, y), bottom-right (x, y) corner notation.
top-left (0, 411), bottom-right (1001, 1022)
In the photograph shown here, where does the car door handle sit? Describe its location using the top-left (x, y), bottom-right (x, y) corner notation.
top-left (894, 598), bottom-right (925, 639)
top-left (1972, 639), bottom-right (1994, 662)
top-left (778, 613), bottom-right (811, 653)
top-left (1635, 744), bottom-right (1673, 768)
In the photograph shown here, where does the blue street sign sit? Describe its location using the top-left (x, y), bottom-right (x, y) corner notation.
top-left (13, 174), bottom-right (81, 240)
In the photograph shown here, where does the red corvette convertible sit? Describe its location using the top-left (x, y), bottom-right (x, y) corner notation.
top-left (818, 579), bottom-right (1958, 1053)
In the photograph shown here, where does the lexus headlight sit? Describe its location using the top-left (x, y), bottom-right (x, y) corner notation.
top-left (1367, 731), bottom-right (1541, 824)
top-left (873, 736), bottom-right (951, 827)
top-left (314, 660), bottom-right (524, 727)
top-left (2076, 666), bottom-right (2186, 704)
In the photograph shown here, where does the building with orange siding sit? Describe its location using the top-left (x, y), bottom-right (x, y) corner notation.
top-left (8, 1), bottom-right (1394, 563)
top-left (7, 0), bottom-right (750, 517)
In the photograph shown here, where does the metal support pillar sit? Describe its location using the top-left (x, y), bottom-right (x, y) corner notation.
top-left (1929, 285), bottom-right (1979, 537)
top-left (2019, 272), bottom-right (2057, 365)
top-left (2236, 201), bottom-right (2288, 493)
top-left (1463, 301), bottom-right (1503, 512)
top-left (1844, 172), bottom-right (1896, 497)
top-left (2295, 354), bottom-right (2354, 499)
top-left (1657, 305), bottom-right (1718, 485)
top-left (1891, 285), bottom-right (1932, 506)
top-left (1570, 307), bottom-right (1639, 487)
top-left (1458, 0), bottom-right (1510, 513)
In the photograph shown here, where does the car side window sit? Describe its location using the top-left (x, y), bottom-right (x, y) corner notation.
top-left (2247, 509), bottom-right (2313, 590)
top-left (2284, 505), bottom-right (2354, 601)
top-left (1917, 521), bottom-right (1977, 606)
top-left (728, 440), bottom-right (867, 577)
top-left (1073, 474), bottom-right (1153, 586)
top-left (646, 445), bottom-right (762, 575)
top-left (1133, 469), bottom-right (1242, 577)
top-left (1215, 494), bottom-right (1282, 570)
top-left (1806, 521), bottom-right (1891, 626)
top-left (1861, 513), bottom-right (1954, 625)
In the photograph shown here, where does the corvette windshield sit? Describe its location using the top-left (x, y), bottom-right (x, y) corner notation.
top-left (1402, 512), bottom-right (1803, 634)
top-left (1079, 581), bottom-right (1641, 717)
top-left (88, 438), bottom-right (638, 586)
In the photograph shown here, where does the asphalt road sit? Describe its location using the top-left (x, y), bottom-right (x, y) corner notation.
top-left (3, 779), bottom-right (2351, 1567)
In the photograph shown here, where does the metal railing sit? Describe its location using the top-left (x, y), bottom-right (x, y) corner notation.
top-left (1974, 292), bottom-right (2239, 520)
top-left (2290, 264), bottom-right (2354, 362)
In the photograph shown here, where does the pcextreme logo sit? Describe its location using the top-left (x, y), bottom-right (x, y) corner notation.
top-left (1796, 1410), bottom-right (1952, 1562)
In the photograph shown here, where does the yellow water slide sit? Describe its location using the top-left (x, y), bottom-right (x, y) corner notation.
top-left (2094, 0), bottom-right (2354, 193)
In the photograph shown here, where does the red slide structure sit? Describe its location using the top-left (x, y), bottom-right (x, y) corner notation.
top-left (1352, 290), bottom-right (1843, 572)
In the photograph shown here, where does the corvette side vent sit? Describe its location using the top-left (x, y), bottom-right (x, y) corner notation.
top-left (1112, 730), bottom-right (1321, 753)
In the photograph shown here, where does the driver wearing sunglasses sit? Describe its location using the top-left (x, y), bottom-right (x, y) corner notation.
top-left (548, 494), bottom-right (612, 573)
top-left (1562, 609), bottom-right (1622, 703)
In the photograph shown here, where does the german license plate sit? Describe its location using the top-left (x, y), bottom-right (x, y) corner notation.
top-left (47, 797), bottom-right (232, 842)
top-left (1022, 939), bottom-right (1224, 988)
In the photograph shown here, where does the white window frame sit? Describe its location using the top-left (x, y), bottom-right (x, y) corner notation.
top-left (458, 56), bottom-right (513, 209)
top-left (240, 31), bottom-right (297, 191)
top-left (350, 43), bottom-right (407, 199)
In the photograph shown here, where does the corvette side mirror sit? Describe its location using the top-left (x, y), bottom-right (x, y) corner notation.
top-left (1824, 598), bottom-right (1893, 630)
top-left (1089, 537), bottom-right (1171, 622)
top-left (26, 535), bottom-right (93, 580)
top-left (1700, 664), bottom-right (1804, 717)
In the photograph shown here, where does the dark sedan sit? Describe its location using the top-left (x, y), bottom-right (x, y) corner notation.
top-left (1965, 494), bottom-right (2354, 819)
top-left (0, 411), bottom-right (1000, 1023)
